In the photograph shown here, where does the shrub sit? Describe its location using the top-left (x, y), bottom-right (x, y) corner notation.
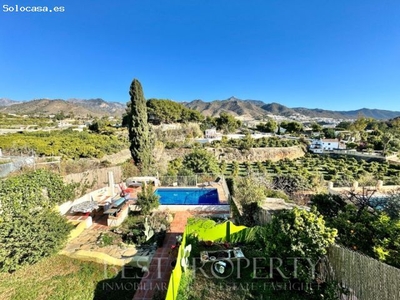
top-left (136, 183), bottom-right (160, 215)
top-left (0, 170), bottom-right (76, 272)
top-left (263, 208), bottom-right (337, 283)
top-left (0, 210), bottom-right (73, 273)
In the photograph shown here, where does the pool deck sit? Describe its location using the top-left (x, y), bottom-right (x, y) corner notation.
top-left (195, 181), bottom-right (228, 204)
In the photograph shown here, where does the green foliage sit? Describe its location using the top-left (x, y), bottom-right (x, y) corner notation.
top-left (176, 269), bottom-right (194, 300)
top-left (215, 112), bottom-right (242, 133)
top-left (0, 130), bottom-right (127, 159)
top-left (256, 119), bottom-right (278, 133)
top-left (127, 78), bottom-right (154, 174)
top-left (0, 169), bottom-right (76, 217)
top-left (239, 133), bottom-right (254, 150)
top-left (381, 194), bottom-right (400, 220)
top-left (372, 214), bottom-right (400, 267)
top-left (167, 157), bottom-right (183, 175)
top-left (88, 117), bottom-right (116, 135)
top-left (263, 208), bottom-right (337, 283)
top-left (200, 116), bottom-right (217, 132)
top-left (280, 121), bottom-right (303, 133)
top-left (0, 170), bottom-right (76, 272)
top-left (313, 193), bottom-right (400, 268)
top-left (223, 154), bottom-right (400, 187)
top-left (336, 121), bottom-right (352, 130)
top-left (311, 122), bottom-right (323, 132)
top-left (120, 159), bottom-right (140, 179)
top-left (233, 177), bottom-right (268, 226)
top-left (147, 98), bottom-right (203, 124)
top-left (210, 136), bottom-right (300, 149)
top-left (265, 189), bottom-right (290, 202)
top-left (136, 183), bottom-right (160, 215)
top-left (182, 149), bottom-right (219, 174)
top-left (97, 232), bottom-right (117, 247)
top-left (311, 193), bottom-right (347, 219)
top-left (0, 211), bottom-right (73, 273)
top-left (0, 170), bottom-right (75, 271)
top-left (272, 173), bottom-right (311, 196)
top-left (0, 114), bottom-right (53, 128)
top-left (322, 127), bottom-right (336, 139)
top-left (226, 225), bottom-right (268, 246)
top-left (234, 177), bottom-right (267, 205)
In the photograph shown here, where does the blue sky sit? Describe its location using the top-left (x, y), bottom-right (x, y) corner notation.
top-left (1, 0), bottom-right (400, 111)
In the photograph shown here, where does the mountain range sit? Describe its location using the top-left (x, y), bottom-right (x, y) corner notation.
top-left (1, 97), bottom-right (400, 120)
top-left (182, 97), bottom-right (400, 120)
top-left (0, 98), bottom-right (126, 117)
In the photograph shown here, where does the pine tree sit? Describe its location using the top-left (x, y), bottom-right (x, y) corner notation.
top-left (127, 79), bottom-right (153, 174)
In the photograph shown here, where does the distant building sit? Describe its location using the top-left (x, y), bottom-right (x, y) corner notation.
top-left (309, 138), bottom-right (346, 153)
top-left (205, 128), bottom-right (217, 139)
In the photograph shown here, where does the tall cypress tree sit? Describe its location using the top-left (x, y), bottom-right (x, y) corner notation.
top-left (127, 79), bottom-right (153, 174)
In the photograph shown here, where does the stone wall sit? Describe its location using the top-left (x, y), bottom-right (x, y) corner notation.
top-left (163, 146), bottom-right (305, 163)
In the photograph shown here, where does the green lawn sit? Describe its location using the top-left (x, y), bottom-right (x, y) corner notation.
top-left (0, 255), bottom-right (143, 300)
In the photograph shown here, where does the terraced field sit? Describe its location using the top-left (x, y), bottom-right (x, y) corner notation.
top-left (220, 154), bottom-right (400, 185)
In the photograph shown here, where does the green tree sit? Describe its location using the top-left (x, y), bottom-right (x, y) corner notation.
top-left (136, 183), bottom-right (160, 215)
top-left (200, 116), bottom-right (217, 132)
top-left (312, 192), bottom-right (400, 268)
top-left (280, 121), bottom-right (303, 133)
top-left (263, 208), bottom-right (337, 283)
top-left (322, 128), bottom-right (336, 139)
top-left (234, 177), bottom-right (268, 226)
top-left (311, 193), bottom-right (347, 219)
top-left (215, 112), bottom-right (242, 133)
top-left (127, 79), bottom-right (154, 174)
top-left (146, 99), bottom-right (203, 124)
top-left (336, 121), bottom-right (352, 130)
top-left (239, 133), bottom-right (254, 150)
top-left (256, 119), bottom-right (277, 133)
top-left (311, 122), bottom-right (323, 132)
top-left (372, 214), bottom-right (400, 267)
top-left (182, 149), bottom-right (219, 174)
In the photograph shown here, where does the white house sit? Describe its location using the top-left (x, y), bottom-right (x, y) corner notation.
top-left (205, 128), bottom-right (217, 139)
top-left (309, 138), bottom-right (346, 153)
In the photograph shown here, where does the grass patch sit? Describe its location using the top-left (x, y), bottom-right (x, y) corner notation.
top-left (0, 255), bottom-right (143, 300)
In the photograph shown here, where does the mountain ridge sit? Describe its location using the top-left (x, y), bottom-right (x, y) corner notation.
top-left (1, 97), bottom-right (400, 120)
top-left (0, 98), bottom-right (126, 117)
top-left (183, 97), bottom-right (400, 120)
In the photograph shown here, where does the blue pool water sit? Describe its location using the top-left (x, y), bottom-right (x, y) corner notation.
top-left (155, 188), bottom-right (219, 205)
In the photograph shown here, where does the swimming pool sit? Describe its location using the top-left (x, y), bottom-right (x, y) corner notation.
top-left (155, 188), bottom-right (219, 205)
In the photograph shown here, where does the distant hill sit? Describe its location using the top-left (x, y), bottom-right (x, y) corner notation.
top-left (261, 103), bottom-right (295, 116)
top-left (0, 98), bottom-right (20, 106)
top-left (1, 97), bottom-right (400, 120)
top-left (337, 108), bottom-right (400, 120)
top-left (183, 96), bottom-right (266, 119)
top-left (183, 97), bottom-right (400, 120)
top-left (0, 98), bottom-right (126, 117)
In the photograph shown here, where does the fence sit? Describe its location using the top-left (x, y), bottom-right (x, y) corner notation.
top-left (165, 220), bottom-right (247, 300)
top-left (0, 156), bottom-right (36, 177)
top-left (325, 244), bottom-right (400, 300)
top-left (158, 175), bottom-right (198, 187)
top-left (63, 166), bottom-right (123, 192)
top-left (158, 174), bottom-right (221, 187)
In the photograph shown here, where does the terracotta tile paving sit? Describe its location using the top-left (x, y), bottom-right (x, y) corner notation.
top-left (132, 211), bottom-right (194, 300)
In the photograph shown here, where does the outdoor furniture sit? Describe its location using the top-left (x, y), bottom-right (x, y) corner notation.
top-left (70, 201), bottom-right (99, 214)
top-left (103, 208), bottom-right (119, 215)
top-left (200, 247), bottom-right (245, 263)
